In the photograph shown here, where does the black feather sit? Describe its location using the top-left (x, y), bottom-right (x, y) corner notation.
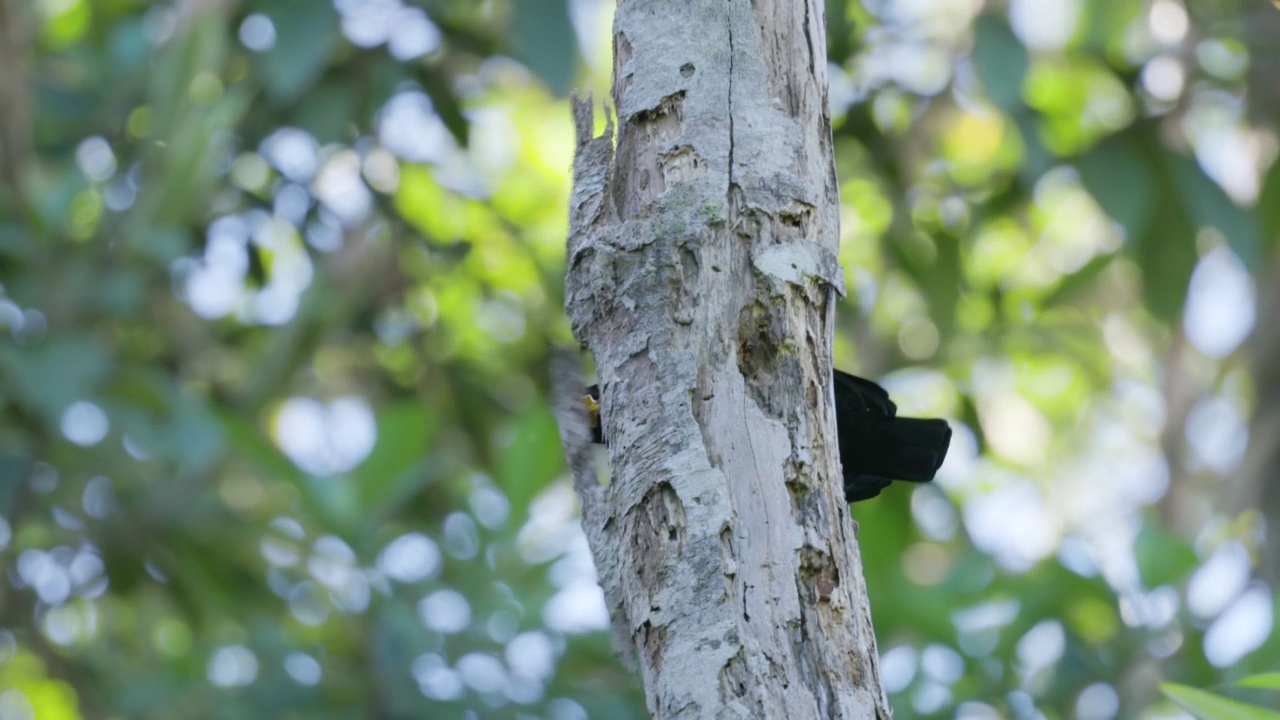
top-left (833, 369), bottom-right (951, 502)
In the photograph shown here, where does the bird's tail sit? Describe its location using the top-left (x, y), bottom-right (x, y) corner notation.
top-left (876, 417), bottom-right (952, 483)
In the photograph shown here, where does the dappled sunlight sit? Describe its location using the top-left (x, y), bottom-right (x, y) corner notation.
top-left (59, 401), bottom-right (109, 447)
top-left (207, 645), bottom-right (259, 688)
top-left (1187, 540), bottom-right (1252, 620)
top-left (1010, 0), bottom-right (1080, 51)
top-left (337, 0), bottom-right (442, 60)
top-left (1204, 585), bottom-right (1273, 667)
top-left (1142, 56), bottom-right (1186, 104)
top-left (378, 531), bottom-right (443, 583)
top-left (272, 396), bottom-right (376, 476)
top-left (379, 91), bottom-right (456, 166)
top-left (964, 477), bottom-right (1061, 572)
top-left (314, 150), bottom-right (373, 226)
top-left (543, 578), bottom-right (610, 634)
top-left (979, 393), bottom-right (1053, 465)
top-left (284, 651), bottom-right (323, 686)
top-left (1183, 245), bottom-right (1256, 359)
top-left (418, 589), bottom-right (472, 634)
top-left (3, 0), bottom-right (1279, 716)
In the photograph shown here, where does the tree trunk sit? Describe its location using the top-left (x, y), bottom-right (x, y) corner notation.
top-left (1234, 253), bottom-right (1280, 581)
top-left (560, 1), bottom-right (890, 717)
top-left (0, 0), bottom-right (32, 195)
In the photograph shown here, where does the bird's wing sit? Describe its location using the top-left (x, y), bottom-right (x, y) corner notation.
top-left (832, 369), bottom-right (897, 418)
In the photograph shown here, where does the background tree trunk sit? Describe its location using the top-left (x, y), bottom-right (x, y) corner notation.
top-left (561, 1), bottom-right (890, 717)
top-left (0, 0), bottom-right (31, 195)
top-left (1234, 253), bottom-right (1280, 581)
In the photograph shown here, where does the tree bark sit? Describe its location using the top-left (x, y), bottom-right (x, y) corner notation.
top-left (560, 1), bottom-right (890, 717)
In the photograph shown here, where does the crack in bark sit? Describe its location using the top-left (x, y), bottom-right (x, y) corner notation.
top-left (640, 620), bottom-right (668, 675)
top-left (802, 0), bottom-right (816, 78)
top-left (725, 1), bottom-right (736, 193)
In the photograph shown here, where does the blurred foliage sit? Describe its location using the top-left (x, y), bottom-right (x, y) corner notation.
top-left (0, 0), bottom-right (1278, 718)
top-left (1161, 674), bottom-right (1280, 720)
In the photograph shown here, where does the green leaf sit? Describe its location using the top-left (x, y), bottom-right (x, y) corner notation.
top-left (0, 457), bottom-right (28, 514)
top-left (1011, 110), bottom-right (1052, 181)
top-left (219, 409), bottom-right (363, 532)
top-left (972, 16), bottom-right (1029, 112)
top-left (1134, 185), bottom-right (1197, 322)
top-left (1134, 521), bottom-right (1198, 587)
top-left (419, 67), bottom-right (470, 147)
top-left (289, 82), bottom-right (358, 144)
top-left (134, 226), bottom-right (191, 264)
top-left (1076, 138), bottom-right (1155, 243)
top-left (106, 17), bottom-right (151, 74)
top-left (1161, 683), bottom-right (1280, 720)
top-left (824, 0), bottom-right (855, 62)
top-left (1042, 252), bottom-right (1116, 308)
top-left (106, 366), bottom-right (227, 470)
top-left (0, 223), bottom-right (27, 258)
top-left (0, 337), bottom-right (111, 422)
top-left (495, 401), bottom-right (567, 512)
top-left (1166, 151), bottom-right (1261, 267)
top-left (353, 402), bottom-right (438, 517)
top-left (511, 0), bottom-right (577, 95)
top-left (885, 228), bottom-right (961, 338)
top-left (218, 410), bottom-right (303, 484)
top-left (1254, 157), bottom-right (1280, 254)
top-left (300, 473), bottom-right (362, 533)
top-left (1238, 673), bottom-right (1280, 690)
top-left (255, 0), bottom-right (340, 103)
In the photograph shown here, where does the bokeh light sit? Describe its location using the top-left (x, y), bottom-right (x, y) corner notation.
top-left (4, 0), bottom-right (1279, 717)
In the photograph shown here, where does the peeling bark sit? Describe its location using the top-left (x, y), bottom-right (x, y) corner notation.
top-left (560, 1), bottom-right (890, 718)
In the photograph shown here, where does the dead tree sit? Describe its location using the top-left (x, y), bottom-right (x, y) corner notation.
top-left (559, 1), bottom-right (891, 717)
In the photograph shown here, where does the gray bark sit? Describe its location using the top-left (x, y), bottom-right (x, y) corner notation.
top-left (560, 1), bottom-right (890, 717)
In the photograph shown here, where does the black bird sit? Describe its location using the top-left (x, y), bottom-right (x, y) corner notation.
top-left (829, 369), bottom-right (951, 502)
top-left (584, 369), bottom-right (951, 503)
